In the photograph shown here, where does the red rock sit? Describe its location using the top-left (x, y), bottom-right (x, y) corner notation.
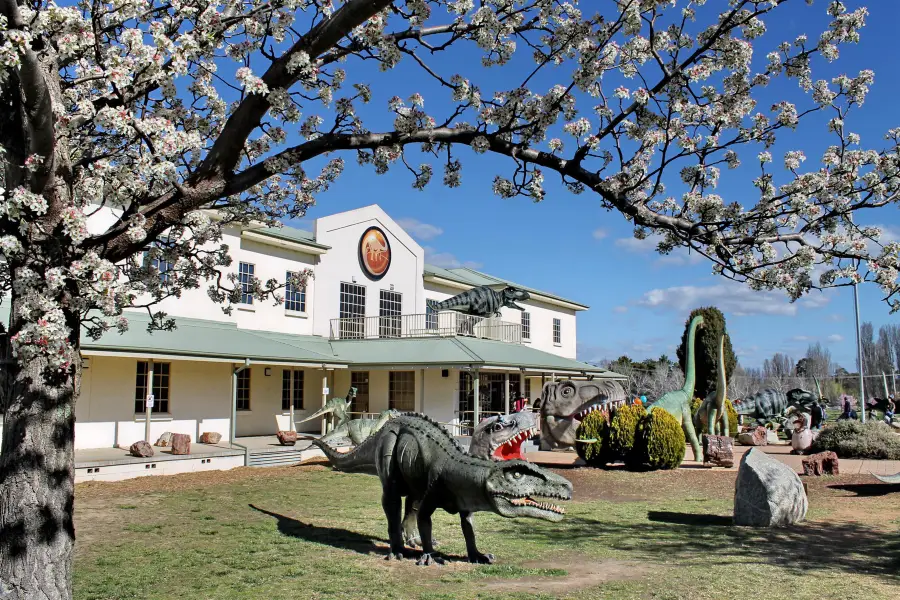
top-left (155, 432), bottom-right (173, 447)
top-left (277, 430), bottom-right (297, 446)
top-left (199, 432), bottom-right (222, 444)
top-left (801, 451), bottom-right (839, 476)
top-left (702, 434), bottom-right (734, 468)
top-left (737, 426), bottom-right (768, 447)
top-left (129, 440), bottom-right (154, 458)
top-left (170, 433), bottom-right (191, 455)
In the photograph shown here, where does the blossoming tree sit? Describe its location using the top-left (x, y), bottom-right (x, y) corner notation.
top-left (0, 0), bottom-right (897, 597)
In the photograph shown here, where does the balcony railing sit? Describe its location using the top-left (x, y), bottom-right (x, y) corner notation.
top-left (329, 311), bottom-right (522, 344)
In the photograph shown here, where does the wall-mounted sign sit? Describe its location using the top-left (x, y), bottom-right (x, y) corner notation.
top-left (359, 226), bottom-right (391, 280)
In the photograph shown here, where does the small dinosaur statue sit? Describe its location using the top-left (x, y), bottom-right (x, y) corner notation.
top-left (311, 413), bottom-right (572, 565)
top-left (693, 333), bottom-right (729, 437)
top-left (426, 285), bottom-right (530, 318)
top-left (298, 389), bottom-right (402, 446)
top-left (649, 313), bottom-right (703, 462)
top-left (733, 387), bottom-right (818, 425)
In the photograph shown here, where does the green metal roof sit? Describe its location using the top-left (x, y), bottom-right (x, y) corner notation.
top-left (252, 226), bottom-right (331, 250)
top-left (330, 336), bottom-right (623, 376)
top-left (422, 264), bottom-right (589, 310)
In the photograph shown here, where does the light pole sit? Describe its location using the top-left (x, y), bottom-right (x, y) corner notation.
top-left (853, 282), bottom-right (865, 423)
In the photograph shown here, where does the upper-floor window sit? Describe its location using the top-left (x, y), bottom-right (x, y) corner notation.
top-left (553, 318), bottom-right (561, 345)
top-left (236, 368), bottom-right (251, 410)
top-left (282, 369), bottom-right (304, 410)
top-left (425, 304), bottom-right (438, 330)
top-left (143, 240), bottom-right (174, 285)
top-left (389, 371), bottom-right (415, 411)
top-left (339, 282), bottom-right (366, 339)
top-left (134, 361), bottom-right (170, 414)
top-left (284, 271), bottom-right (306, 313)
top-left (521, 312), bottom-right (531, 341)
top-left (238, 262), bottom-right (255, 305)
top-left (379, 290), bottom-right (402, 338)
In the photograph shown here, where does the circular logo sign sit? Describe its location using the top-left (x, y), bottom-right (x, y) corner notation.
top-left (359, 226), bottom-right (391, 280)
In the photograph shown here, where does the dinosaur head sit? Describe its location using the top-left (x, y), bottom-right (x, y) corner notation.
top-left (297, 394), bottom-right (352, 425)
top-left (470, 411), bottom-right (538, 460)
top-left (501, 286), bottom-right (530, 310)
top-left (485, 460), bottom-right (572, 522)
top-left (538, 380), bottom-right (626, 447)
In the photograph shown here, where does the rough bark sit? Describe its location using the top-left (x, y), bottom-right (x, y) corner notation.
top-left (0, 294), bottom-right (81, 600)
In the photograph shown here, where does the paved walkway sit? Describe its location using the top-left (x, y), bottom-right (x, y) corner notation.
top-left (525, 443), bottom-right (900, 476)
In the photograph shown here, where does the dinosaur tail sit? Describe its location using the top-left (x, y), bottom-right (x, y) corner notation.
top-left (873, 471), bottom-right (900, 484)
top-left (426, 298), bottom-right (441, 311)
top-left (681, 314), bottom-right (704, 397)
top-left (298, 405), bottom-right (334, 425)
top-left (310, 434), bottom-right (379, 472)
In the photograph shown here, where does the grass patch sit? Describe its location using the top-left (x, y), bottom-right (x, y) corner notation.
top-left (74, 465), bottom-right (900, 600)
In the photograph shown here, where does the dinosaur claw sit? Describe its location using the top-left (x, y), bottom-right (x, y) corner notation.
top-left (416, 553), bottom-right (446, 566)
top-left (385, 551), bottom-right (405, 561)
top-left (469, 552), bottom-right (495, 564)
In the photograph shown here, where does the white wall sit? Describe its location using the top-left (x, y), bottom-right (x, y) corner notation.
top-left (236, 365), bottom-right (336, 436)
top-left (424, 282), bottom-right (578, 359)
top-left (75, 356), bottom-right (233, 449)
top-left (312, 205), bottom-right (424, 337)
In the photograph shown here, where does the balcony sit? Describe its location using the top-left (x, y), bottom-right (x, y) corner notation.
top-left (329, 312), bottom-right (523, 344)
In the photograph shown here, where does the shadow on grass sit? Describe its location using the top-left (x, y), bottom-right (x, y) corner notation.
top-left (249, 504), bottom-right (386, 554)
top-left (829, 483), bottom-right (900, 497)
top-left (513, 515), bottom-right (900, 581)
top-left (647, 511), bottom-right (732, 527)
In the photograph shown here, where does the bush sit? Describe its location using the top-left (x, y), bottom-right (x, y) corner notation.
top-left (631, 409), bottom-right (686, 470)
top-left (607, 404), bottom-right (646, 461)
top-left (575, 410), bottom-right (608, 466)
top-left (810, 420), bottom-right (900, 460)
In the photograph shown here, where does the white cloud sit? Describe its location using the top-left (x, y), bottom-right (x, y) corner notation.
top-left (614, 233), bottom-right (661, 253)
top-left (792, 335), bottom-right (812, 342)
top-left (827, 334), bottom-right (844, 343)
top-left (735, 345), bottom-right (760, 357)
top-left (592, 228), bottom-right (609, 240)
top-left (396, 218), bottom-right (444, 241)
top-left (637, 280), bottom-right (829, 317)
top-left (423, 246), bottom-right (481, 270)
top-left (827, 313), bottom-right (845, 322)
top-left (612, 305), bottom-right (628, 313)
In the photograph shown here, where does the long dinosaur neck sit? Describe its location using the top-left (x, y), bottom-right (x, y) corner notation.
top-left (715, 334), bottom-right (726, 406)
top-left (682, 315), bottom-right (702, 397)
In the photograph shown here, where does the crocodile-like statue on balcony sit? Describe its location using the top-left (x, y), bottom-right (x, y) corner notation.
top-left (426, 285), bottom-right (530, 318)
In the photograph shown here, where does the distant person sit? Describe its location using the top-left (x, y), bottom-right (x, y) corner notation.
top-left (811, 401), bottom-right (825, 430)
top-left (513, 395), bottom-right (527, 413)
top-left (838, 395), bottom-right (855, 420)
top-left (886, 396), bottom-right (895, 425)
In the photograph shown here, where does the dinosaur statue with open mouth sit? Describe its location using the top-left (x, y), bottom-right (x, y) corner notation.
top-left (311, 413), bottom-right (572, 565)
top-left (534, 379), bottom-right (627, 450)
top-left (469, 411), bottom-right (538, 460)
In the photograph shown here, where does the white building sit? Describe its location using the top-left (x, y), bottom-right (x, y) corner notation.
top-left (1, 205), bottom-right (622, 480)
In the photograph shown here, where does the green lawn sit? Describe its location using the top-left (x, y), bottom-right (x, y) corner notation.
top-left (74, 463), bottom-right (900, 600)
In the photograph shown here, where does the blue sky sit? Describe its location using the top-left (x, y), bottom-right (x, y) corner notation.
top-left (284, 1), bottom-right (899, 370)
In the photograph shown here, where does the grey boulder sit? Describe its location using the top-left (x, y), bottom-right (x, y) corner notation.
top-left (734, 448), bottom-right (808, 527)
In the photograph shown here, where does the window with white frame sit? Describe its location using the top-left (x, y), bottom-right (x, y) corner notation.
top-left (238, 262), bottom-right (255, 304)
top-left (521, 311), bottom-right (531, 341)
top-left (282, 369), bottom-right (304, 410)
top-left (379, 290), bottom-right (402, 338)
top-left (134, 361), bottom-right (170, 413)
top-left (143, 242), bottom-right (174, 285)
top-left (553, 318), bottom-right (561, 345)
top-left (284, 271), bottom-right (306, 313)
top-left (236, 368), bottom-right (251, 410)
top-left (389, 371), bottom-right (415, 411)
top-left (525, 377), bottom-right (532, 400)
top-left (339, 282), bottom-right (366, 338)
top-left (425, 304), bottom-right (438, 330)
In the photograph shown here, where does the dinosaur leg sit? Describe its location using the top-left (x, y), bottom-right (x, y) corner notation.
top-left (721, 410), bottom-right (729, 438)
top-left (402, 497), bottom-right (440, 549)
top-left (708, 406), bottom-right (718, 436)
top-left (381, 487), bottom-right (405, 561)
top-left (682, 404), bottom-right (702, 462)
top-left (415, 499), bottom-right (445, 566)
top-left (460, 511), bottom-right (494, 564)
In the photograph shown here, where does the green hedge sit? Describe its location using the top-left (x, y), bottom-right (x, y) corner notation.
top-left (575, 411), bottom-right (608, 466)
top-left (631, 409), bottom-right (686, 470)
top-left (607, 404), bottom-right (646, 461)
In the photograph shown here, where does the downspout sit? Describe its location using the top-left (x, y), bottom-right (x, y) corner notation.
top-left (231, 359), bottom-right (251, 464)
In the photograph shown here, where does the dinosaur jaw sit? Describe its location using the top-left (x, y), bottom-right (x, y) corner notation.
top-left (492, 493), bottom-right (568, 521)
top-left (491, 426), bottom-right (538, 460)
top-left (569, 399), bottom-right (625, 421)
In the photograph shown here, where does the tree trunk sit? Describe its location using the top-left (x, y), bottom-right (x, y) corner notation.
top-left (0, 294), bottom-right (80, 600)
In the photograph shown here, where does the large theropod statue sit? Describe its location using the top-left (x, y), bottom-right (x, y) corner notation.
top-left (426, 285), bottom-right (530, 318)
top-left (535, 379), bottom-right (627, 450)
top-left (649, 313), bottom-right (704, 462)
top-left (312, 414), bottom-right (572, 565)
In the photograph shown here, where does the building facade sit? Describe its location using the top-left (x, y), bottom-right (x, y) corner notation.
top-left (3, 205), bottom-right (618, 456)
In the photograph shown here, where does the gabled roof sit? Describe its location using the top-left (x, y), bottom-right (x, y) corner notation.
top-left (252, 226), bottom-right (331, 250)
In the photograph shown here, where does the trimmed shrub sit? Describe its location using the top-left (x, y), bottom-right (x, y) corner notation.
top-left (607, 404), bottom-right (646, 461)
top-left (631, 409), bottom-right (686, 470)
top-left (810, 420), bottom-right (900, 460)
top-left (575, 410), bottom-right (608, 466)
